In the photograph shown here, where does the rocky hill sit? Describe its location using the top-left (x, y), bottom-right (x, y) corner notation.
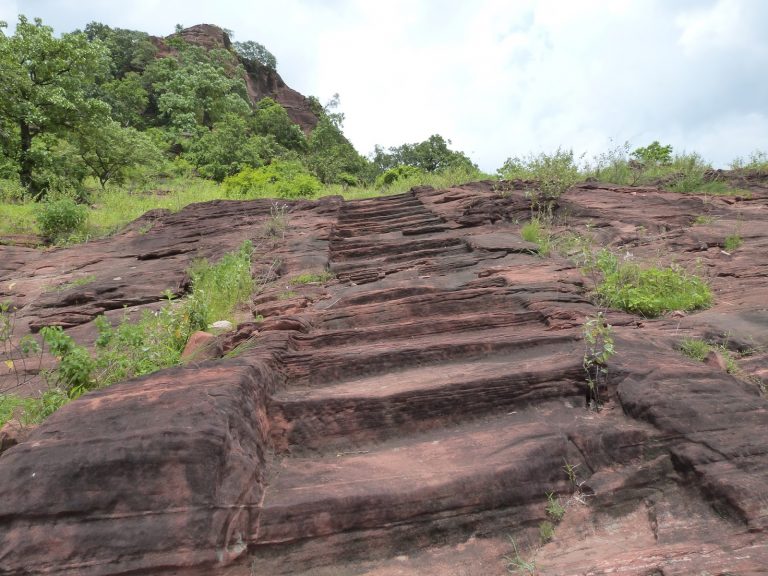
top-left (1, 177), bottom-right (767, 574)
top-left (156, 24), bottom-right (319, 133)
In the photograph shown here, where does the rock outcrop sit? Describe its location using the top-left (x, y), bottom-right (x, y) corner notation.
top-left (153, 24), bottom-right (319, 133)
top-left (1, 177), bottom-right (767, 575)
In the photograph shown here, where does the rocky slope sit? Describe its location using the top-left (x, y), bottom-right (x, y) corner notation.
top-left (1, 178), bottom-right (767, 575)
top-left (156, 24), bottom-right (319, 133)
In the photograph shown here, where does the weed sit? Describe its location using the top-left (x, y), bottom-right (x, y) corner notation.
top-left (595, 259), bottom-right (711, 317)
top-left (693, 215), bottom-right (716, 225)
top-left (498, 149), bottom-right (582, 217)
top-left (583, 312), bottom-right (614, 408)
top-left (520, 218), bottom-right (552, 256)
top-left (504, 537), bottom-right (536, 575)
top-left (538, 521), bottom-right (555, 543)
top-left (545, 491), bottom-right (565, 521)
top-left (730, 150), bottom-right (768, 171)
top-left (47, 275), bottom-right (97, 292)
top-left (290, 271), bottom-right (334, 285)
top-left (724, 234), bottom-right (742, 252)
top-left (278, 290), bottom-right (298, 300)
top-left (36, 196), bottom-right (89, 242)
top-left (680, 338), bottom-right (710, 361)
top-left (187, 241), bottom-right (254, 328)
top-left (264, 202), bottom-right (288, 239)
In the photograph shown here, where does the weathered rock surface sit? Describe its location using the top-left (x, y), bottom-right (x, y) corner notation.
top-left (1, 175), bottom-right (767, 575)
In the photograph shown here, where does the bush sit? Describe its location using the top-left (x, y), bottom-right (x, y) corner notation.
top-left (0, 179), bottom-right (27, 203)
top-left (35, 196), bottom-right (89, 241)
top-left (222, 161), bottom-right (321, 198)
top-left (498, 148), bottom-right (581, 215)
top-left (375, 165), bottom-right (425, 188)
top-left (680, 337), bottom-right (710, 361)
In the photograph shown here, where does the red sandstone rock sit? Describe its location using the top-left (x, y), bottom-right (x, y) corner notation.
top-left (1, 173), bottom-right (768, 575)
top-left (180, 330), bottom-right (220, 363)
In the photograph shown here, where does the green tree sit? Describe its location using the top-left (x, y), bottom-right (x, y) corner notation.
top-left (233, 40), bottom-right (277, 70)
top-left (74, 119), bottom-right (161, 188)
top-left (631, 141), bottom-right (673, 167)
top-left (372, 134), bottom-right (476, 174)
top-left (100, 72), bottom-right (149, 127)
top-left (0, 16), bottom-right (110, 192)
top-left (186, 114), bottom-right (281, 181)
top-left (82, 22), bottom-right (157, 78)
top-left (252, 98), bottom-right (306, 151)
top-left (143, 47), bottom-right (251, 135)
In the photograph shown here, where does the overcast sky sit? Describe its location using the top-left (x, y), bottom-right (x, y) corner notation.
top-left (2, 0), bottom-right (767, 172)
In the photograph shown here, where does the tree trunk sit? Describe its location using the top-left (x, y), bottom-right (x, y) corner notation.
top-left (19, 120), bottom-right (33, 192)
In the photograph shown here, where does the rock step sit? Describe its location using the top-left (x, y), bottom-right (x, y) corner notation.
top-left (250, 409), bottom-right (652, 574)
top-left (336, 204), bottom-right (428, 222)
top-left (317, 286), bottom-right (533, 329)
top-left (332, 218), bottom-right (446, 237)
top-left (301, 310), bottom-right (542, 349)
top-left (331, 244), bottom-right (470, 272)
top-left (281, 328), bottom-right (577, 387)
top-left (329, 236), bottom-right (465, 260)
top-left (270, 342), bottom-right (584, 451)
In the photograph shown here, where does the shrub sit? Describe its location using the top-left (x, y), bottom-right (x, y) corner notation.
top-left (730, 150), bottom-right (768, 171)
top-left (724, 234), bottom-right (742, 252)
top-left (0, 178), bottom-right (27, 203)
top-left (375, 165), bottom-right (424, 188)
top-left (222, 161), bottom-right (321, 198)
top-left (498, 148), bottom-right (581, 215)
top-left (596, 260), bottom-right (712, 317)
top-left (520, 218), bottom-right (551, 256)
top-left (680, 337), bottom-right (710, 361)
top-left (35, 196), bottom-right (89, 241)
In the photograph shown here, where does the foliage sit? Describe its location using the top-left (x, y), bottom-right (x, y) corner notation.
top-left (545, 491), bottom-right (565, 521)
top-left (233, 40), bottom-right (277, 70)
top-left (100, 72), bottom-right (149, 128)
top-left (39, 326), bottom-right (95, 398)
top-left (730, 150), bottom-right (768, 171)
top-left (539, 520), bottom-right (555, 543)
top-left (372, 134), bottom-right (477, 174)
top-left (724, 233), bottom-right (742, 252)
top-left (595, 258), bottom-right (712, 317)
top-left (290, 271), bottom-right (333, 285)
top-left (680, 337), bottom-right (710, 361)
top-left (504, 537), bottom-right (536, 575)
top-left (374, 165), bottom-right (425, 188)
top-left (0, 16), bottom-right (111, 193)
top-left (74, 119), bottom-right (161, 188)
top-left (306, 114), bottom-right (367, 184)
top-left (0, 178), bottom-right (26, 203)
top-left (498, 148), bottom-right (581, 215)
top-left (666, 152), bottom-right (710, 194)
top-left (583, 312), bottom-right (614, 408)
top-left (187, 240), bottom-right (254, 328)
top-left (82, 22), bottom-right (157, 78)
top-left (35, 195), bottom-right (89, 241)
top-left (0, 394), bottom-right (35, 427)
top-left (223, 161), bottom-right (321, 198)
top-left (252, 98), bottom-right (306, 151)
top-left (631, 140), bottom-right (673, 167)
top-left (186, 114), bottom-right (276, 181)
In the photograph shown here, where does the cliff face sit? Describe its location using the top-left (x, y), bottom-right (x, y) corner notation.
top-left (152, 24), bottom-right (319, 133)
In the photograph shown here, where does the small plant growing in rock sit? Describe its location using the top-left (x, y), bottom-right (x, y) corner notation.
top-left (545, 491), bottom-right (565, 521)
top-left (680, 337), bottom-right (711, 361)
top-left (583, 312), bottom-right (614, 409)
top-left (504, 536), bottom-right (536, 575)
top-left (724, 233), bottom-right (742, 252)
top-left (538, 520), bottom-right (555, 543)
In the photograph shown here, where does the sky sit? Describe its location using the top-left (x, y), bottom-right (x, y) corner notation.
top-left (2, 0), bottom-right (767, 172)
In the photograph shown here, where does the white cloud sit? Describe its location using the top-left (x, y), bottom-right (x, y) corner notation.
top-left (9, 0), bottom-right (768, 170)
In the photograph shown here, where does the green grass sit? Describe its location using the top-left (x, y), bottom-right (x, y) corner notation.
top-left (0, 203), bottom-right (38, 236)
top-left (520, 218), bottom-right (552, 256)
top-left (595, 256), bottom-right (712, 317)
top-left (290, 271), bottom-right (334, 285)
top-left (693, 215), bottom-right (716, 225)
top-left (680, 337), bottom-right (711, 361)
top-left (724, 234), bottom-right (742, 252)
top-left (46, 275), bottom-right (97, 292)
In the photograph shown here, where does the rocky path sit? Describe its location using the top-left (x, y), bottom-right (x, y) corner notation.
top-left (1, 180), bottom-right (767, 575)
